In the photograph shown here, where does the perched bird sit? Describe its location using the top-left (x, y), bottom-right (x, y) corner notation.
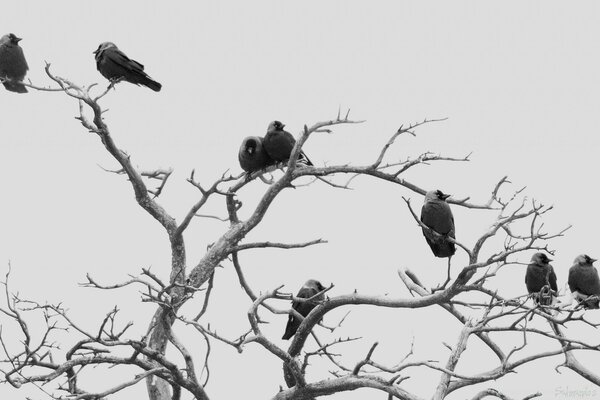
top-left (568, 254), bottom-right (600, 309)
top-left (282, 279), bottom-right (326, 340)
top-left (420, 190), bottom-right (456, 258)
top-left (263, 121), bottom-right (313, 166)
top-left (93, 42), bottom-right (161, 92)
top-left (0, 33), bottom-right (28, 93)
top-left (238, 136), bottom-right (274, 173)
top-left (525, 252), bottom-right (557, 305)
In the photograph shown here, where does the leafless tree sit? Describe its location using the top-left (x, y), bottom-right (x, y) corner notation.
top-left (0, 68), bottom-right (599, 400)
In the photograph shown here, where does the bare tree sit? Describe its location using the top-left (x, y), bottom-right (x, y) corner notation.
top-left (0, 68), bottom-right (599, 400)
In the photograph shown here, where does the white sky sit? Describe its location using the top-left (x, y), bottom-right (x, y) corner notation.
top-left (1, 1), bottom-right (599, 399)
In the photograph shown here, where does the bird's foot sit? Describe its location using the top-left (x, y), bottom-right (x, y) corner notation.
top-left (108, 77), bottom-right (124, 90)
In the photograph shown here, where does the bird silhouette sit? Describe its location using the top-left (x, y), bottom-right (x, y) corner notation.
top-left (420, 190), bottom-right (456, 258)
top-left (0, 33), bottom-right (28, 93)
top-left (282, 279), bottom-right (325, 340)
top-left (263, 121), bottom-right (313, 166)
top-left (568, 254), bottom-right (600, 309)
top-left (238, 136), bottom-right (274, 174)
top-left (93, 42), bottom-right (161, 92)
top-left (525, 252), bottom-right (557, 306)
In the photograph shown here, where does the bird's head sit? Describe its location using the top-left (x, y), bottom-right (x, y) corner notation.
top-left (531, 252), bottom-right (552, 266)
top-left (574, 254), bottom-right (597, 266)
top-left (305, 279), bottom-right (326, 293)
top-left (267, 120), bottom-right (285, 132)
top-left (1, 33), bottom-right (22, 45)
top-left (7, 33), bottom-right (21, 44)
top-left (93, 42), bottom-right (117, 55)
top-left (425, 190), bottom-right (451, 203)
top-left (244, 137), bottom-right (259, 155)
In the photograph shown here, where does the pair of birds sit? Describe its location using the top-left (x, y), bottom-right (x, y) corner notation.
top-left (0, 33), bottom-right (161, 93)
top-left (238, 121), bottom-right (313, 174)
top-left (526, 252), bottom-right (600, 309)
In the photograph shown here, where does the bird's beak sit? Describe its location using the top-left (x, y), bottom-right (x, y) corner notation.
top-left (441, 193), bottom-right (451, 200)
top-left (93, 49), bottom-right (98, 54)
top-left (547, 258), bottom-right (553, 262)
top-left (15, 37), bottom-right (22, 43)
top-left (591, 258), bottom-right (598, 263)
top-left (281, 124), bottom-right (286, 128)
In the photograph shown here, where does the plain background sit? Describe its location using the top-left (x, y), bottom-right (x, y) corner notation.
top-left (0, 2), bottom-right (599, 399)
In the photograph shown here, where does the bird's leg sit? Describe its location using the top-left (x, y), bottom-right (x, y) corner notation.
top-left (445, 257), bottom-right (452, 286)
top-left (431, 257), bottom-right (453, 293)
top-left (107, 77), bottom-right (124, 90)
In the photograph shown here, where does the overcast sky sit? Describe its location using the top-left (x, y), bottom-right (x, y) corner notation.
top-left (1, 2), bottom-right (599, 399)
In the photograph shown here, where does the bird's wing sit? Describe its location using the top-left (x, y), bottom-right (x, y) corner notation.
top-left (569, 266), bottom-right (600, 295)
top-left (568, 267), bottom-right (579, 292)
top-left (105, 48), bottom-right (145, 73)
top-left (548, 266), bottom-right (558, 292)
top-left (15, 47), bottom-right (28, 71)
top-left (524, 265), bottom-right (531, 285)
top-left (580, 268), bottom-right (600, 295)
top-left (292, 286), bottom-right (318, 316)
top-left (421, 201), bottom-right (454, 235)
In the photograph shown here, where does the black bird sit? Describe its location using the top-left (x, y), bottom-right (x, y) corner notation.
top-left (263, 121), bottom-right (313, 166)
top-left (568, 254), bottom-right (600, 309)
top-left (420, 190), bottom-right (456, 258)
top-left (93, 42), bottom-right (161, 92)
top-left (282, 279), bottom-right (326, 340)
top-left (525, 252), bottom-right (557, 306)
top-left (0, 33), bottom-right (28, 93)
top-left (238, 136), bottom-right (274, 173)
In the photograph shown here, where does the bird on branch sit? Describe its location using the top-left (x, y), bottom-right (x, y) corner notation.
top-left (238, 136), bottom-right (274, 174)
top-left (263, 120), bottom-right (313, 167)
top-left (0, 33), bottom-right (28, 93)
top-left (282, 279), bottom-right (325, 340)
top-left (93, 42), bottom-right (162, 92)
top-left (568, 254), bottom-right (600, 309)
top-left (420, 190), bottom-right (456, 258)
top-left (525, 252), bottom-right (558, 306)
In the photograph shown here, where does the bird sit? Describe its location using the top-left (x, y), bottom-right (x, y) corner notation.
top-left (420, 190), bottom-right (456, 258)
top-left (568, 254), bottom-right (600, 309)
top-left (525, 252), bottom-right (557, 306)
top-left (93, 42), bottom-right (161, 92)
top-left (263, 121), bottom-right (313, 166)
top-left (282, 279), bottom-right (326, 340)
top-left (238, 136), bottom-right (274, 174)
top-left (0, 33), bottom-right (29, 93)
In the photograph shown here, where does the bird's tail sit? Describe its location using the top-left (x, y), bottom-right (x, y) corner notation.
top-left (282, 315), bottom-right (299, 340)
top-left (142, 77), bottom-right (162, 92)
top-left (299, 151), bottom-right (313, 166)
top-left (3, 81), bottom-right (27, 93)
